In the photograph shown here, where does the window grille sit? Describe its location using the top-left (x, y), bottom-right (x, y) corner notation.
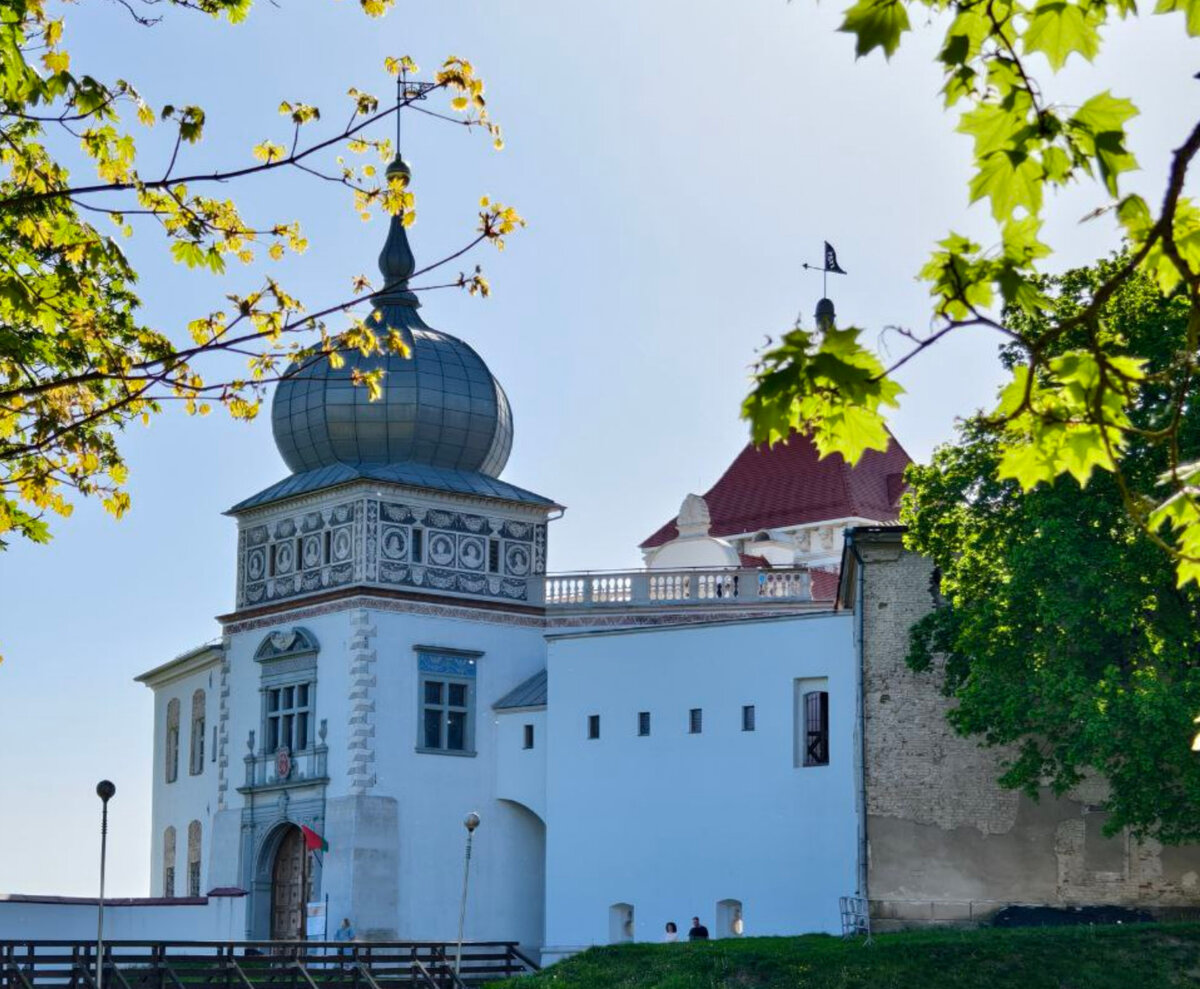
top-left (804, 691), bottom-right (830, 766)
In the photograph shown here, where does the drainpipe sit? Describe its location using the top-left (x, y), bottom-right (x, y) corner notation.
top-left (848, 530), bottom-right (869, 904)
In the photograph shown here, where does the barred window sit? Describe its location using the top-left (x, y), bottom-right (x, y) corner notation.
top-left (165, 699), bottom-right (180, 784)
top-left (803, 691), bottom-right (830, 766)
top-left (187, 820), bottom-right (202, 897)
top-left (189, 690), bottom-right (206, 776)
top-left (163, 826), bottom-right (176, 898)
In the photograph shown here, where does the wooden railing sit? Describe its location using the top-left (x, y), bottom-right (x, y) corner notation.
top-left (543, 566), bottom-right (813, 609)
top-left (0, 941), bottom-right (538, 989)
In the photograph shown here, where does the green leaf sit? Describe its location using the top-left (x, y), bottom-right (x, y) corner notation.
top-left (969, 150), bottom-right (1044, 221)
top-left (1154, 0), bottom-right (1200, 36)
top-left (1022, 1), bottom-right (1101, 69)
top-left (838, 0), bottom-right (911, 58)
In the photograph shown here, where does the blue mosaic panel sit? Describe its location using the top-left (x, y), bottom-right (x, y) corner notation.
top-left (417, 652), bottom-right (477, 678)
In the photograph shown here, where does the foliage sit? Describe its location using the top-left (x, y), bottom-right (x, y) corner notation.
top-left (0, 0), bottom-right (522, 546)
top-left (744, 0), bottom-right (1200, 585)
top-left (905, 260), bottom-right (1200, 842)
top-left (497, 924), bottom-right (1200, 989)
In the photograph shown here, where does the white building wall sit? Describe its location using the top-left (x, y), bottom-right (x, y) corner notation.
top-left (147, 661), bottom-right (221, 898)
top-left (542, 613), bottom-right (858, 960)
top-left (219, 602), bottom-right (549, 948)
top-left (495, 709), bottom-right (547, 822)
top-left (0, 894), bottom-right (245, 941)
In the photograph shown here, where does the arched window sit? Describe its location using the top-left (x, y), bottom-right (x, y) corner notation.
top-left (716, 899), bottom-right (744, 937)
top-left (608, 902), bottom-right (634, 944)
top-left (187, 820), bottom-right (202, 897)
top-left (165, 699), bottom-right (180, 784)
top-left (163, 826), bottom-right (176, 897)
top-left (189, 690), bottom-right (206, 776)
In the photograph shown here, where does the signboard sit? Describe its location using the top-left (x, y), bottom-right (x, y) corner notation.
top-left (306, 900), bottom-right (327, 940)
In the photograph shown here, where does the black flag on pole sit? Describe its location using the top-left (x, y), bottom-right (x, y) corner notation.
top-left (824, 242), bottom-right (847, 275)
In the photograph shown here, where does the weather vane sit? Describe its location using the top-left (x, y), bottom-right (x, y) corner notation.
top-left (801, 241), bottom-right (848, 299)
top-left (396, 69), bottom-right (438, 154)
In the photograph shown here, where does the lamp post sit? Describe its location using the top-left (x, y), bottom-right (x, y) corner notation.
top-left (454, 812), bottom-right (480, 976)
top-left (95, 780), bottom-right (116, 989)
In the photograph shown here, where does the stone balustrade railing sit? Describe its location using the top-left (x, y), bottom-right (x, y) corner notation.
top-left (542, 567), bottom-right (813, 609)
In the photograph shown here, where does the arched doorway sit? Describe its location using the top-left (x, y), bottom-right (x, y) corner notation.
top-left (271, 825), bottom-right (310, 940)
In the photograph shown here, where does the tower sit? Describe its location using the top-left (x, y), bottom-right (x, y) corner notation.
top-left (206, 151), bottom-right (558, 944)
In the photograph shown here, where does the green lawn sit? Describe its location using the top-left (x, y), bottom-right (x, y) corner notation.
top-left (500, 923), bottom-right (1200, 988)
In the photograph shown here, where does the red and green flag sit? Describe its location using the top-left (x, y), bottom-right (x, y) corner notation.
top-left (301, 825), bottom-right (328, 852)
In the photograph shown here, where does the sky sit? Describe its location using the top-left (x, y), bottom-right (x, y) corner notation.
top-left (0, 0), bottom-right (1196, 897)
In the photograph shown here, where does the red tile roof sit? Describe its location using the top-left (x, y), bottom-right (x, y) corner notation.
top-left (810, 567), bottom-right (842, 602)
top-left (641, 430), bottom-right (911, 549)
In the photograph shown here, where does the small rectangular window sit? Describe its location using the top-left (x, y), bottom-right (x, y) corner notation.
top-left (638, 711), bottom-right (651, 736)
top-left (488, 538), bottom-right (500, 573)
top-left (804, 691), bottom-right (830, 766)
top-left (164, 867), bottom-right (175, 899)
top-left (742, 705), bottom-right (756, 732)
top-left (412, 528), bottom-right (424, 563)
top-left (323, 529), bottom-right (332, 563)
top-left (588, 714), bottom-right (600, 740)
top-left (523, 724), bottom-right (534, 749)
top-left (689, 708), bottom-right (702, 734)
top-left (211, 725), bottom-right (217, 763)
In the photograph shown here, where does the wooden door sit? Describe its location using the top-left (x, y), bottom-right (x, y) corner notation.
top-left (271, 827), bottom-right (305, 940)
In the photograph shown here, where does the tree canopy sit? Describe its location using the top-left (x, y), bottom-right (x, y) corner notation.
top-left (905, 259), bottom-right (1200, 843)
top-left (0, 0), bottom-right (520, 546)
top-left (744, 0), bottom-right (1200, 586)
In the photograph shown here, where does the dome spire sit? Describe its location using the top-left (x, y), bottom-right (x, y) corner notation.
top-left (376, 70), bottom-right (430, 308)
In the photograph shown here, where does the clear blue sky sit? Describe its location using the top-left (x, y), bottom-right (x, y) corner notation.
top-left (0, 0), bottom-right (1195, 896)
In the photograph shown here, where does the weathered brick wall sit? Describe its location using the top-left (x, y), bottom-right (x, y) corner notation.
top-left (857, 531), bottom-right (1200, 925)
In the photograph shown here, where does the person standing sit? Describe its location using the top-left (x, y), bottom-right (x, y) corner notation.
top-left (334, 917), bottom-right (356, 968)
top-left (663, 921), bottom-right (678, 943)
top-left (687, 916), bottom-right (709, 941)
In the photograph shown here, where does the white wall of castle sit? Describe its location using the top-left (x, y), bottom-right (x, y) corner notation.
top-left (146, 659), bottom-right (221, 899)
top-left (541, 612), bottom-right (858, 960)
top-left (210, 600), bottom-right (549, 947)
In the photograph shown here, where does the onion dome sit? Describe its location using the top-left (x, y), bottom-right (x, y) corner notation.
top-left (271, 156), bottom-right (513, 478)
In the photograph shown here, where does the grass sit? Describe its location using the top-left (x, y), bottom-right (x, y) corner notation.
top-left (497, 922), bottom-right (1200, 988)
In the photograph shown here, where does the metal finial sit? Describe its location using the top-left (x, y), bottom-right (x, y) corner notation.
top-left (801, 241), bottom-right (848, 329)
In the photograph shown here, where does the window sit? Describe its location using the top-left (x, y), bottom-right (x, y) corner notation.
top-left (803, 691), bottom-right (830, 766)
top-left (211, 725), bottom-right (217, 763)
top-left (638, 711), bottom-right (651, 737)
top-left (523, 724), bottom-right (534, 750)
top-left (266, 682), bottom-right (312, 753)
top-left (689, 708), bottom-right (703, 734)
top-left (742, 705), bottom-right (756, 732)
top-left (417, 650), bottom-right (478, 755)
top-left (165, 699), bottom-right (180, 784)
top-left (488, 538), bottom-right (500, 573)
top-left (412, 528), bottom-right (424, 563)
top-left (189, 690), bottom-right (206, 776)
top-left (163, 826), bottom-right (176, 897)
top-left (187, 820), bottom-right (202, 897)
top-left (588, 714), bottom-right (600, 739)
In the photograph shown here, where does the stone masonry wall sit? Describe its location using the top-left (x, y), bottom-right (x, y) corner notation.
top-left (857, 533), bottom-right (1200, 926)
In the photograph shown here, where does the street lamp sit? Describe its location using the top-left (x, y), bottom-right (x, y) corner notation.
top-left (454, 812), bottom-right (480, 976)
top-left (95, 780), bottom-right (116, 989)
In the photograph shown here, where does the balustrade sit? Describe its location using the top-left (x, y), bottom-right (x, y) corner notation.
top-left (541, 567), bottom-right (813, 609)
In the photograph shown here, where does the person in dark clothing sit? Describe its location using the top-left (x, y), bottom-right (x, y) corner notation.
top-left (687, 916), bottom-right (709, 941)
